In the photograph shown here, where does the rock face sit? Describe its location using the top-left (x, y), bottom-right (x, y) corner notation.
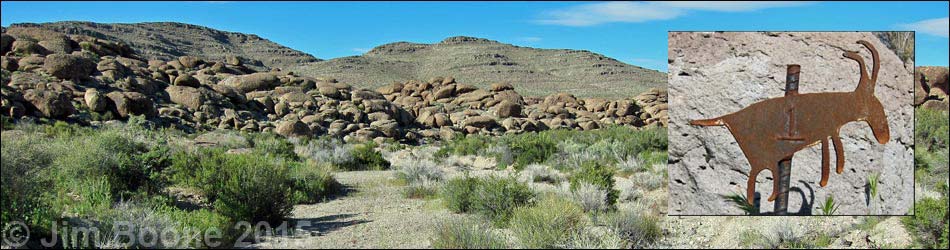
top-left (668, 32), bottom-right (914, 215)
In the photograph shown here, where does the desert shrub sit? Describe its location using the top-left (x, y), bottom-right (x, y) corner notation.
top-left (558, 227), bottom-right (625, 249)
top-left (162, 207), bottom-right (235, 248)
top-left (434, 134), bottom-right (492, 159)
top-left (602, 209), bottom-right (661, 247)
top-left (631, 171), bottom-right (665, 191)
top-left (248, 132), bottom-right (298, 161)
top-left (213, 154), bottom-right (294, 224)
top-left (94, 201), bottom-right (193, 249)
top-left (501, 132), bottom-right (558, 170)
top-left (569, 161), bottom-right (619, 209)
top-left (167, 148), bottom-right (231, 200)
top-left (1, 133), bottom-right (57, 235)
top-left (618, 183), bottom-right (643, 203)
top-left (430, 218), bottom-right (508, 249)
top-left (572, 182), bottom-right (609, 213)
top-left (876, 31), bottom-right (915, 62)
top-left (510, 195), bottom-right (586, 248)
top-left (167, 148), bottom-right (295, 224)
top-left (442, 176), bottom-right (535, 226)
top-left (485, 144), bottom-right (514, 169)
top-left (442, 176), bottom-right (482, 213)
top-left (917, 108), bottom-right (950, 151)
top-left (296, 137), bottom-right (354, 167)
top-left (289, 162), bottom-right (341, 204)
top-left (396, 159), bottom-right (444, 199)
top-left (518, 163), bottom-right (563, 184)
top-left (903, 197), bottom-right (949, 248)
top-left (616, 155), bottom-right (646, 175)
top-left (404, 180), bottom-right (441, 200)
top-left (342, 141), bottom-right (389, 171)
top-left (471, 176), bottom-right (536, 226)
top-left (395, 158), bottom-right (444, 185)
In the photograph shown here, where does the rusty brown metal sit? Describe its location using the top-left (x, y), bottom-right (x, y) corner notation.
top-left (690, 40), bottom-right (891, 205)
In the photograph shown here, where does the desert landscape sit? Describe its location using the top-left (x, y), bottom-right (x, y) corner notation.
top-left (1, 21), bottom-right (947, 249)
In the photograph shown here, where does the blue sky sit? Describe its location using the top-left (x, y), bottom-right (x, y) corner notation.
top-left (2, 1), bottom-right (948, 72)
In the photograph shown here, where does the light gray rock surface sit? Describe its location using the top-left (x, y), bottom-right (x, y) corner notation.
top-left (667, 32), bottom-right (914, 215)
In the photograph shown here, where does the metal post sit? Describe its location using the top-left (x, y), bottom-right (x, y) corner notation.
top-left (775, 65), bottom-right (800, 215)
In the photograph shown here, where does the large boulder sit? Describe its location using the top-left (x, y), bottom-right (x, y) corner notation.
top-left (917, 66), bottom-right (949, 99)
top-left (495, 100), bottom-right (523, 118)
top-left (23, 89), bottom-right (75, 118)
top-left (221, 72), bottom-right (279, 93)
top-left (276, 119), bottom-right (311, 138)
top-left (0, 34), bottom-right (14, 55)
top-left (43, 53), bottom-right (95, 80)
top-left (106, 91), bottom-right (156, 118)
top-left (165, 86), bottom-right (205, 110)
top-left (84, 88), bottom-right (108, 112)
top-left (173, 74), bottom-right (201, 87)
top-left (462, 115), bottom-right (498, 128)
top-left (667, 32), bottom-right (914, 215)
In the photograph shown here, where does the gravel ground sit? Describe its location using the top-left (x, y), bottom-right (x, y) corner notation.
top-left (248, 170), bottom-right (466, 249)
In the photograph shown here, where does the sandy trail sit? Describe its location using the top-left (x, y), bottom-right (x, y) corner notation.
top-left (248, 170), bottom-right (463, 249)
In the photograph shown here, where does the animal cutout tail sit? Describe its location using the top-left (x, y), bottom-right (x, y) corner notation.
top-left (689, 117), bottom-right (724, 126)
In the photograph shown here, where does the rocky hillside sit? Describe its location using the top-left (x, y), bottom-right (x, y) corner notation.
top-left (7, 21), bottom-right (320, 71)
top-left (0, 27), bottom-right (669, 144)
top-left (668, 32), bottom-right (915, 215)
top-left (291, 36), bottom-right (666, 99)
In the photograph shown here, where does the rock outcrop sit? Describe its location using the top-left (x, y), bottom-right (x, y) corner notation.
top-left (668, 32), bottom-right (914, 215)
top-left (0, 27), bottom-right (669, 145)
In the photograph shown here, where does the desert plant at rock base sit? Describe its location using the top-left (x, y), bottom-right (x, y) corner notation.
top-left (817, 195), bottom-right (840, 216)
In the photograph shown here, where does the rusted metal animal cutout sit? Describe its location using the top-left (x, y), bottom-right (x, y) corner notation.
top-left (690, 40), bottom-right (891, 205)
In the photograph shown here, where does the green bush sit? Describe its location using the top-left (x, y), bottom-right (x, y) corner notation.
top-left (168, 148), bottom-right (296, 224)
top-left (442, 176), bottom-right (482, 213)
top-left (289, 162), bottom-right (341, 204)
top-left (903, 197), bottom-right (949, 248)
top-left (341, 141), bottom-right (390, 171)
top-left (916, 108), bottom-right (949, 151)
top-left (434, 134), bottom-right (492, 159)
top-left (602, 209), bottom-right (662, 247)
top-left (502, 132), bottom-right (558, 170)
top-left (213, 154), bottom-right (294, 224)
top-left (249, 132), bottom-right (299, 161)
top-left (569, 161), bottom-right (619, 209)
top-left (470, 176), bottom-right (535, 226)
top-left (1, 133), bottom-right (57, 236)
top-left (510, 195), bottom-right (586, 248)
top-left (442, 176), bottom-right (535, 226)
top-left (161, 207), bottom-right (235, 248)
top-left (430, 218), bottom-right (508, 249)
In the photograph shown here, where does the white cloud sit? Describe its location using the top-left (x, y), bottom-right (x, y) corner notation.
top-left (662, 1), bottom-right (807, 12)
top-left (898, 17), bottom-right (949, 38)
top-left (352, 48), bottom-right (370, 53)
top-left (519, 36), bottom-right (543, 42)
top-left (537, 1), bottom-right (808, 27)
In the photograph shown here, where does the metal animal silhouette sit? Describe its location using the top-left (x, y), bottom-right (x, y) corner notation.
top-left (690, 40), bottom-right (890, 205)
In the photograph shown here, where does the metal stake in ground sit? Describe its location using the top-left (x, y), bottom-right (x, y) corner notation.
top-left (774, 65), bottom-right (801, 215)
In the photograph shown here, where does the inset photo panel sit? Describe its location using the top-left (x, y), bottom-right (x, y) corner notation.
top-left (667, 32), bottom-right (915, 216)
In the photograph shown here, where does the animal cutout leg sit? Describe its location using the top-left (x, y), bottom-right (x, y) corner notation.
top-left (820, 138), bottom-right (830, 187)
top-left (768, 166), bottom-right (781, 202)
top-left (832, 133), bottom-right (845, 174)
top-left (746, 168), bottom-right (762, 205)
